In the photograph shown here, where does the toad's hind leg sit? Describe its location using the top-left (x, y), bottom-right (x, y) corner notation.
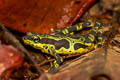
top-left (96, 27), bottom-right (103, 48)
top-left (55, 20), bottom-right (94, 35)
top-left (84, 22), bottom-right (102, 47)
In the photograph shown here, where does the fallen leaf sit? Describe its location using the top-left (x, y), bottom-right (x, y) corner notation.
top-left (0, 0), bottom-right (93, 33)
top-left (0, 45), bottom-right (23, 79)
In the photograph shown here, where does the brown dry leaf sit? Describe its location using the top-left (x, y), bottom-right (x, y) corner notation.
top-left (38, 47), bottom-right (120, 80)
top-left (0, 0), bottom-right (93, 33)
top-left (111, 34), bottom-right (120, 52)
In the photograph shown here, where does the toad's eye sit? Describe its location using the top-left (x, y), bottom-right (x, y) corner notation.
top-left (33, 36), bottom-right (40, 43)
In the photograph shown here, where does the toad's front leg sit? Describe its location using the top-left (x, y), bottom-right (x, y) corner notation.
top-left (48, 46), bottom-right (63, 74)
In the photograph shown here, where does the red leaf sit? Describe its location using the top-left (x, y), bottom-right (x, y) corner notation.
top-left (0, 45), bottom-right (23, 79)
top-left (0, 0), bottom-right (94, 33)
